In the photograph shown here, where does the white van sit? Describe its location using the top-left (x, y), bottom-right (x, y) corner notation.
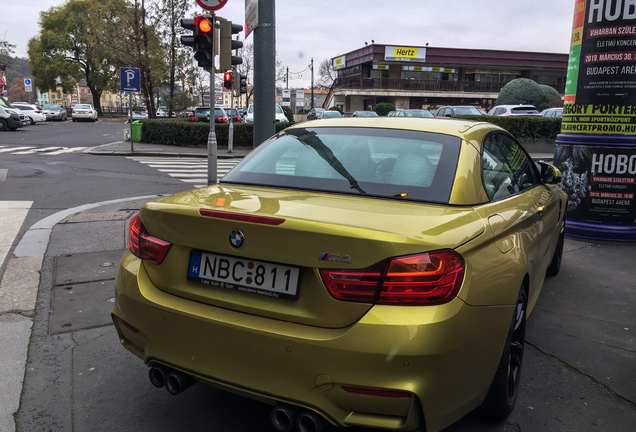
top-left (0, 98), bottom-right (24, 131)
top-left (244, 104), bottom-right (289, 123)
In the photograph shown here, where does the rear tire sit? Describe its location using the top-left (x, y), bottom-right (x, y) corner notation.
top-left (481, 287), bottom-right (527, 418)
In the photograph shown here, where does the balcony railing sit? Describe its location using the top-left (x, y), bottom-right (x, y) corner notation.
top-left (334, 76), bottom-right (565, 94)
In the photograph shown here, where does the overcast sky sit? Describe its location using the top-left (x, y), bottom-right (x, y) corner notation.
top-left (2, 0), bottom-right (575, 88)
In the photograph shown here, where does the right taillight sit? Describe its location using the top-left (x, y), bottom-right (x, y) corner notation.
top-left (320, 250), bottom-right (465, 306)
top-left (127, 214), bottom-right (171, 265)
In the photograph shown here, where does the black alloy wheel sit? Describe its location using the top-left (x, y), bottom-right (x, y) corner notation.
top-left (481, 287), bottom-right (527, 418)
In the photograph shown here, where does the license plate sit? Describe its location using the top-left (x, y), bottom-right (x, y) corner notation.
top-left (188, 251), bottom-right (300, 300)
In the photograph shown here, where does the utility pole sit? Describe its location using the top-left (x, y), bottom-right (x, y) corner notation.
top-left (253, 0), bottom-right (276, 148)
top-left (310, 58), bottom-right (314, 110)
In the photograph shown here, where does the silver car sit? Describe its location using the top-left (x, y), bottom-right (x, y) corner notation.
top-left (42, 104), bottom-right (68, 121)
top-left (72, 104), bottom-right (98, 122)
top-left (488, 105), bottom-right (541, 117)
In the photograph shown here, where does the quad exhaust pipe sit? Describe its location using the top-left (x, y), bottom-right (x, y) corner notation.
top-left (148, 364), bottom-right (195, 395)
top-left (271, 404), bottom-right (327, 432)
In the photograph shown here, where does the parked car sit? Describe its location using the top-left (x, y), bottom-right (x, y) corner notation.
top-left (0, 97), bottom-right (28, 126)
top-left (434, 106), bottom-right (485, 117)
top-left (10, 102), bottom-right (46, 124)
top-left (0, 98), bottom-right (23, 131)
top-left (306, 108), bottom-right (325, 120)
top-left (113, 117), bottom-right (567, 432)
top-left (71, 104), bottom-right (98, 122)
top-left (156, 109), bottom-right (168, 118)
top-left (214, 106), bottom-right (230, 123)
top-left (321, 110), bottom-right (342, 119)
top-left (192, 106), bottom-right (210, 122)
top-left (387, 109), bottom-right (434, 118)
top-left (223, 107), bottom-right (242, 123)
top-left (131, 111), bottom-right (148, 120)
top-left (244, 104), bottom-right (289, 123)
top-left (41, 103), bottom-right (68, 121)
top-left (488, 105), bottom-right (541, 117)
top-left (540, 107), bottom-right (563, 118)
top-left (351, 110), bottom-right (378, 117)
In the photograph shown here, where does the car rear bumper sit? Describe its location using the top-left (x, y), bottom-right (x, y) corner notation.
top-left (112, 252), bottom-right (513, 432)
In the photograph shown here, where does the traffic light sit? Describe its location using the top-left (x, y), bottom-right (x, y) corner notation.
top-left (218, 17), bottom-right (243, 72)
top-left (239, 74), bottom-right (247, 95)
top-left (194, 17), bottom-right (214, 69)
top-left (180, 18), bottom-right (196, 50)
top-left (223, 71), bottom-right (233, 90)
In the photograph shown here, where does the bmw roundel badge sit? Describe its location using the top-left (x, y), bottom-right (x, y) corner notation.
top-left (229, 230), bottom-right (245, 248)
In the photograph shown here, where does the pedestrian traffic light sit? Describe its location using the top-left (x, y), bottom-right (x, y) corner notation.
top-left (194, 17), bottom-right (214, 69)
top-left (218, 17), bottom-right (243, 72)
top-left (223, 71), bottom-right (233, 90)
top-left (180, 18), bottom-right (196, 50)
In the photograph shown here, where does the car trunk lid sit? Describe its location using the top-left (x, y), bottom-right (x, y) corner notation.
top-left (138, 185), bottom-right (484, 328)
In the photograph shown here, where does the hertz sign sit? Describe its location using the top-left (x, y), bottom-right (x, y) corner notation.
top-left (384, 46), bottom-right (426, 62)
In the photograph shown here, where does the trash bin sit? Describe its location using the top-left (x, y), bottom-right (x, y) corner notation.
top-left (131, 120), bottom-right (142, 142)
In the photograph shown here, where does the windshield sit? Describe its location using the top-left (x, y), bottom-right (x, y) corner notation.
top-left (405, 110), bottom-right (434, 118)
top-left (0, 97), bottom-right (10, 108)
top-left (43, 104), bottom-right (59, 110)
top-left (453, 107), bottom-right (482, 115)
top-left (222, 127), bottom-right (461, 203)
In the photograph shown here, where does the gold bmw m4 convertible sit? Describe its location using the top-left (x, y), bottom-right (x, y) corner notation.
top-left (112, 117), bottom-right (567, 432)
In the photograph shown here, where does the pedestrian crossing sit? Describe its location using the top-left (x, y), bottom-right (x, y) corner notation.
top-left (0, 145), bottom-right (88, 155)
top-left (127, 156), bottom-right (242, 188)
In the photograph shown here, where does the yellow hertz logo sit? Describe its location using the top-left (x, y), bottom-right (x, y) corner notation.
top-left (334, 57), bottom-right (344, 68)
top-left (394, 47), bottom-right (418, 58)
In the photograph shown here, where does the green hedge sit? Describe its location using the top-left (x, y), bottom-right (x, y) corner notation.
top-left (138, 118), bottom-right (295, 147)
top-left (456, 115), bottom-right (562, 142)
top-left (137, 116), bottom-right (561, 147)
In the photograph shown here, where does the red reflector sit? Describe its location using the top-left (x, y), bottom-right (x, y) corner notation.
top-left (342, 386), bottom-right (411, 399)
top-left (116, 316), bottom-right (139, 333)
top-left (320, 250), bottom-right (465, 306)
top-left (127, 214), bottom-right (171, 265)
top-left (199, 209), bottom-right (285, 226)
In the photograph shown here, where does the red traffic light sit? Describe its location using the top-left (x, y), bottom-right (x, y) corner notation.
top-left (195, 17), bottom-right (213, 33)
top-left (223, 72), bottom-right (233, 89)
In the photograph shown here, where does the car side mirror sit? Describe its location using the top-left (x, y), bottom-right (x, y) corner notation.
top-left (537, 162), bottom-right (562, 185)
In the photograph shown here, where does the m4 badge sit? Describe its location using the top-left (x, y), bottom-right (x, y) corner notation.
top-left (319, 253), bottom-right (352, 264)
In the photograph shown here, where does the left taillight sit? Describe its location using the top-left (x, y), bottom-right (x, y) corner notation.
top-left (320, 250), bottom-right (465, 306)
top-left (127, 214), bottom-right (171, 265)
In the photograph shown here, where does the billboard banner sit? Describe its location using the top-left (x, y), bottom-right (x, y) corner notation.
top-left (562, 0), bottom-right (636, 135)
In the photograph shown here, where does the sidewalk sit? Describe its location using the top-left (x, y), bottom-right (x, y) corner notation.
top-left (85, 140), bottom-right (253, 158)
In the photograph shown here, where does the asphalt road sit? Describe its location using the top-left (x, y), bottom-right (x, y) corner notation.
top-left (1, 121), bottom-right (634, 432)
top-left (0, 117), bottom-right (128, 147)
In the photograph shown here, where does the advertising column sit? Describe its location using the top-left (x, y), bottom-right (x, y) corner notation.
top-left (555, 0), bottom-right (636, 241)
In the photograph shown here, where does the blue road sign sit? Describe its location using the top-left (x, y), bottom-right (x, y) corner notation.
top-left (120, 67), bottom-right (141, 92)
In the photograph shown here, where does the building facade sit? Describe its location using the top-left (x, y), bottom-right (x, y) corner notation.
top-left (329, 44), bottom-right (568, 112)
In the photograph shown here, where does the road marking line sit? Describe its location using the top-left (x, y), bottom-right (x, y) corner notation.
top-left (0, 147), bottom-right (32, 153)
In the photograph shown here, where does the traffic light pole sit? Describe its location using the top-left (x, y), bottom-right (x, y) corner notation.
top-left (207, 12), bottom-right (217, 186)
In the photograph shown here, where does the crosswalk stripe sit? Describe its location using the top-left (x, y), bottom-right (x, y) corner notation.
top-left (0, 146), bottom-right (87, 155)
top-left (0, 146), bottom-right (32, 153)
top-left (127, 156), bottom-right (242, 188)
